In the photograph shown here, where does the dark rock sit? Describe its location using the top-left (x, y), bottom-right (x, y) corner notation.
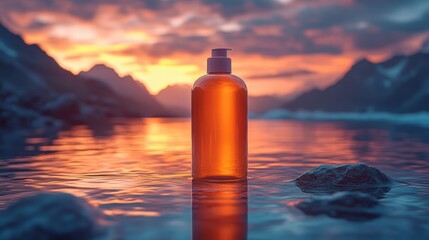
top-left (295, 163), bottom-right (393, 197)
top-left (0, 192), bottom-right (111, 240)
top-left (296, 191), bottom-right (382, 221)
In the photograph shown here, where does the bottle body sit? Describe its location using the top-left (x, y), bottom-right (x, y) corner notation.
top-left (192, 73), bottom-right (247, 182)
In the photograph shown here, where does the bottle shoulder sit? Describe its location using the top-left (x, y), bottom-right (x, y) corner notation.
top-left (193, 74), bottom-right (247, 91)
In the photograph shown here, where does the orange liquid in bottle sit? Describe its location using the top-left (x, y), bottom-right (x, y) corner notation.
top-left (192, 73), bottom-right (247, 181)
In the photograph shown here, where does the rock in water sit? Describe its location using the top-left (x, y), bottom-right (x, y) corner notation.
top-left (296, 192), bottom-right (382, 221)
top-left (0, 192), bottom-right (111, 240)
top-left (295, 163), bottom-right (393, 196)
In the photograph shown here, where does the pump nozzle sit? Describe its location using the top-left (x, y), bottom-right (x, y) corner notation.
top-left (207, 48), bottom-right (232, 73)
top-left (211, 48), bottom-right (232, 57)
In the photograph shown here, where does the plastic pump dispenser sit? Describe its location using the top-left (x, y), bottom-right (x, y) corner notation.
top-left (192, 48), bottom-right (248, 182)
top-left (207, 48), bottom-right (232, 73)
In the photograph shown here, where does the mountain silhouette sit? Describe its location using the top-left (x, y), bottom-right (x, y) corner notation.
top-left (284, 52), bottom-right (429, 113)
top-left (248, 95), bottom-right (285, 114)
top-left (156, 84), bottom-right (192, 117)
top-left (0, 23), bottom-right (169, 129)
top-left (79, 64), bottom-right (168, 116)
top-left (156, 84), bottom-right (287, 116)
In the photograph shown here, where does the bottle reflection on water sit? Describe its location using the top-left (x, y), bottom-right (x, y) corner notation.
top-left (192, 180), bottom-right (248, 240)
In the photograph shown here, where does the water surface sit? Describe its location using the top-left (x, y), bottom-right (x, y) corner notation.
top-left (1, 119), bottom-right (429, 239)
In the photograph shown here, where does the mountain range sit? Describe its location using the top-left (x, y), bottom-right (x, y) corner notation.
top-left (284, 52), bottom-right (429, 113)
top-left (0, 23), bottom-right (167, 129)
top-left (78, 64), bottom-right (168, 116)
top-left (152, 84), bottom-right (287, 117)
top-left (146, 49), bottom-right (429, 115)
top-left (1, 22), bottom-right (428, 129)
top-left (155, 84), bottom-right (192, 117)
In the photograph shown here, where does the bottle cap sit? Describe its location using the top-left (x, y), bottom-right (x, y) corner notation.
top-left (207, 48), bottom-right (232, 73)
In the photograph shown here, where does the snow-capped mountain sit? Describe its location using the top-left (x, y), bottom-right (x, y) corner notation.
top-left (284, 52), bottom-right (429, 113)
top-left (0, 23), bottom-right (167, 129)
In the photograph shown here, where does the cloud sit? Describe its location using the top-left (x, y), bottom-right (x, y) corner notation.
top-left (201, 0), bottom-right (281, 17)
top-left (421, 36), bottom-right (429, 52)
top-left (2, 0), bottom-right (429, 55)
top-left (292, 0), bottom-right (429, 50)
top-left (26, 20), bottom-right (50, 30)
top-left (348, 27), bottom-right (409, 50)
top-left (218, 14), bottom-right (344, 56)
top-left (145, 34), bottom-right (211, 56)
top-left (249, 69), bottom-right (316, 80)
top-left (375, 10), bottom-right (429, 33)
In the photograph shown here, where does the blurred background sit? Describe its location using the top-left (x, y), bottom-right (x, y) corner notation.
top-left (1, 1), bottom-right (429, 239)
top-left (1, 0), bottom-right (429, 127)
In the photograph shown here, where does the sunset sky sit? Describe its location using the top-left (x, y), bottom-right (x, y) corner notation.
top-left (1, 0), bottom-right (429, 96)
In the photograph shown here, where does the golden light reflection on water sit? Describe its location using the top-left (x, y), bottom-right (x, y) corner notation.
top-left (2, 118), bottom-right (429, 220)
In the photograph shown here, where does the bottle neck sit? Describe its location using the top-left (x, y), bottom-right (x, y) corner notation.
top-left (207, 72), bottom-right (230, 74)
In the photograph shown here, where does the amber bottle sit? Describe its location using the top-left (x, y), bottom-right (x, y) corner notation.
top-left (192, 48), bottom-right (247, 182)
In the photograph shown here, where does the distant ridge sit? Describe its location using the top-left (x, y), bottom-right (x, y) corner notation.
top-left (0, 23), bottom-right (171, 129)
top-left (156, 84), bottom-right (192, 117)
top-left (155, 84), bottom-right (287, 116)
top-left (79, 64), bottom-right (168, 117)
top-left (284, 52), bottom-right (429, 113)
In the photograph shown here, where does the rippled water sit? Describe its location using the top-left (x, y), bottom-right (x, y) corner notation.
top-left (1, 119), bottom-right (429, 239)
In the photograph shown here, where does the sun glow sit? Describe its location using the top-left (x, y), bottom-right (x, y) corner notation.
top-left (136, 59), bottom-right (201, 93)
